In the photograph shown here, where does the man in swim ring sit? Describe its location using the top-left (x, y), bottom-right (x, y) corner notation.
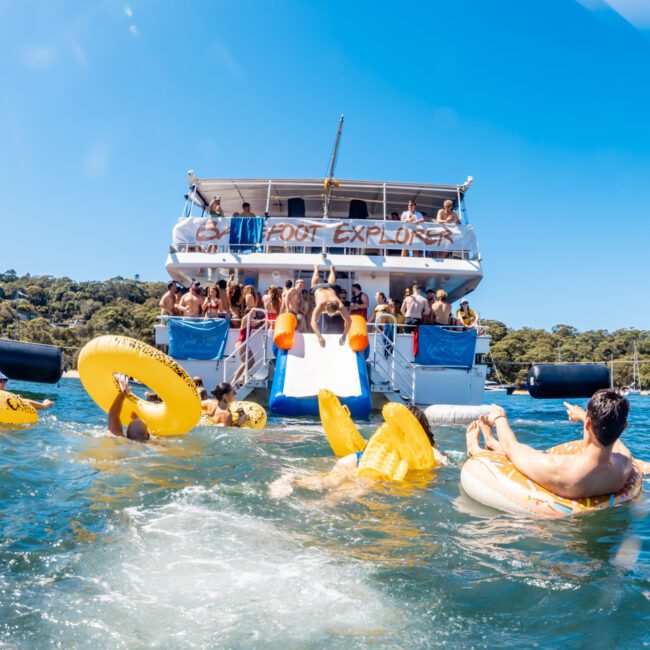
top-left (466, 390), bottom-right (647, 499)
top-left (107, 376), bottom-right (150, 442)
top-left (0, 372), bottom-right (55, 410)
top-left (309, 264), bottom-right (351, 347)
top-left (201, 382), bottom-right (250, 427)
top-left (269, 405), bottom-right (446, 499)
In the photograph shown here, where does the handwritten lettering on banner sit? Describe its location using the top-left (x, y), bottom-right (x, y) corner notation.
top-left (172, 217), bottom-right (475, 252)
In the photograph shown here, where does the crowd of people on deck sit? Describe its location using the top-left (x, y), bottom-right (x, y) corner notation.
top-left (159, 272), bottom-right (481, 334)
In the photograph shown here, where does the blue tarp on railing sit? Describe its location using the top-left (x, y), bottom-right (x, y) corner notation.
top-left (229, 217), bottom-right (264, 252)
top-left (415, 326), bottom-right (477, 368)
top-left (168, 318), bottom-right (230, 360)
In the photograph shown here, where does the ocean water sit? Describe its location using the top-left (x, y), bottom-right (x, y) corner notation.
top-left (0, 379), bottom-right (649, 648)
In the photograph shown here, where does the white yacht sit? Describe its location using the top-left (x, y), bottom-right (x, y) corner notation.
top-left (155, 173), bottom-right (490, 416)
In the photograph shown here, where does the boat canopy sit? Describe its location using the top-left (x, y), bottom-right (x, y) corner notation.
top-left (186, 177), bottom-right (473, 221)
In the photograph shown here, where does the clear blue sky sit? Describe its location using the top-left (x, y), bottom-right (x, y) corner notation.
top-left (1, 0), bottom-right (649, 331)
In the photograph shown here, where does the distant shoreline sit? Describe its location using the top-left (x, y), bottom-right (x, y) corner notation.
top-left (63, 370), bottom-right (80, 379)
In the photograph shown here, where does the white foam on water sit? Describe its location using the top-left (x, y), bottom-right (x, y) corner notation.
top-left (40, 486), bottom-right (395, 647)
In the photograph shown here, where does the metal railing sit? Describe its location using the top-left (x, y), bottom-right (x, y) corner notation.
top-left (220, 308), bottom-right (269, 388)
top-left (370, 314), bottom-right (417, 403)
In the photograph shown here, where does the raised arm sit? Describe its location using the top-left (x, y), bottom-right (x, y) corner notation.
top-left (338, 304), bottom-right (352, 346)
top-left (107, 377), bottom-right (129, 437)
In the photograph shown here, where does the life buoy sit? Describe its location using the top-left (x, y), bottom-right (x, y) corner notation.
top-left (78, 335), bottom-right (201, 436)
top-left (273, 312), bottom-right (297, 350)
top-left (461, 440), bottom-right (643, 518)
top-left (0, 390), bottom-right (38, 425)
top-left (318, 389), bottom-right (366, 456)
top-left (347, 315), bottom-right (368, 352)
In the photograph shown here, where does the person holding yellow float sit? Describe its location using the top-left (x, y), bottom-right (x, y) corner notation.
top-left (269, 403), bottom-right (446, 499)
top-left (465, 390), bottom-right (650, 504)
top-left (201, 382), bottom-right (250, 427)
top-left (106, 376), bottom-right (151, 442)
top-left (0, 372), bottom-right (55, 411)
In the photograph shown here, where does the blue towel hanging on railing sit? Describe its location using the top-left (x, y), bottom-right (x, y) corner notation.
top-left (229, 217), bottom-right (264, 253)
top-left (415, 326), bottom-right (476, 367)
top-left (168, 318), bottom-right (230, 360)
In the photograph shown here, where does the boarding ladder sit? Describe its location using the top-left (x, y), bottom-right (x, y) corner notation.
top-left (220, 308), bottom-right (270, 399)
top-left (370, 314), bottom-right (416, 404)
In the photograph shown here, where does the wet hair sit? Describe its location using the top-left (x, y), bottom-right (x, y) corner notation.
top-left (408, 405), bottom-right (435, 447)
top-left (587, 389), bottom-right (629, 447)
top-left (126, 418), bottom-right (150, 442)
top-left (326, 300), bottom-right (339, 314)
top-left (217, 279), bottom-right (227, 290)
top-left (284, 280), bottom-right (293, 289)
top-left (436, 289), bottom-right (448, 302)
top-left (211, 382), bottom-right (234, 401)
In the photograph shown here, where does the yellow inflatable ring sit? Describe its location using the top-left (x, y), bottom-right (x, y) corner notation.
top-left (318, 389), bottom-right (366, 456)
top-left (357, 423), bottom-right (409, 481)
top-left (460, 440), bottom-right (643, 518)
top-left (0, 390), bottom-right (38, 425)
top-left (199, 401), bottom-right (267, 429)
top-left (78, 335), bottom-right (201, 436)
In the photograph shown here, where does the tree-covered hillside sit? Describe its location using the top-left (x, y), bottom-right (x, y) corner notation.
top-left (0, 270), bottom-right (647, 387)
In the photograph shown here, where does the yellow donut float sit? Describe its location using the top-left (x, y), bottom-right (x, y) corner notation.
top-left (78, 335), bottom-right (201, 436)
top-left (357, 403), bottom-right (436, 481)
top-left (318, 389), bottom-right (366, 456)
top-left (0, 390), bottom-right (38, 425)
top-left (199, 401), bottom-right (267, 429)
top-left (460, 440), bottom-right (643, 518)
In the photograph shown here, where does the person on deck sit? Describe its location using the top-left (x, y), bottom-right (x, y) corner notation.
top-left (349, 283), bottom-right (370, 320)
top-left (106, 376), bottom-right (150, 442)
top-left (281, 279), bottom-right (305, 323)
top-left (400, 284), bottom-right (430, 329)
top-left (178, 282), bottom-right (203, 318)
top-left (431, 289), bottom-right (453, 326)
top-left (0, 372), bottom-right (54, 410)
top-left (202, 285), bottom-right (221, 318)
top-left (206, 196), bottom-right (225, 219)
top-left (456, 298), bottom-right (479, 329)
top-left (400, 200), bottom-right (424, 224)
top-left (262, 284), bottom-right (282, 322)
top-left (436, 199), bottom-right (461, 225)
top-left (465, 391), bottom-right (650, 499)
top-left (309, 264), bottom-right (352, 347)
top-left (159, 281), bottom-right (179, 316)
top-left (233, 202), bottom-right (256, 217)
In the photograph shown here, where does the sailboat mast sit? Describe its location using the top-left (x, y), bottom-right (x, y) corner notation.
top-left (324, 115), bottom-right (344, 218)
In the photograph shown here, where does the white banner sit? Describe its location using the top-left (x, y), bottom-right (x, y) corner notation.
top-left (172, 217), bottom-right (476, 252)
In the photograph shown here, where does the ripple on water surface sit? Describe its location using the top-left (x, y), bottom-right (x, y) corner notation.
top-left (0, 379), bottom-right (649, 648)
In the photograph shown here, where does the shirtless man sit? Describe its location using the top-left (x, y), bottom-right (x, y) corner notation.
top-left (309, 264), bottom-right (351, 347)
top-left (430, 289), bottom-right (452, 325)
top-left (466, 390), bottom-right (648, 499)
top-left (201, 382), bottom-right (250, 427)
top-left (159, 281), bottom-right (179, 316)
top-left (177, 282), bottom-right (203, 318)
top-left (436, 199), bottom-right (460, 225)
top-left (400, 284), bottom-right (430, 328)
top-left (107, 376), bottom-right (150, 442)
top-left (233, 202), bottom-right (256, 217)
top-left (282, 279), bottom-right (306, 330)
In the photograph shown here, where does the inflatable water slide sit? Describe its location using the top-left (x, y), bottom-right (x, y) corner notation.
top-left (269, 330), bottom-right (371, 418)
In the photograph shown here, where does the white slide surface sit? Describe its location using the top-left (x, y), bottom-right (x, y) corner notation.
top-left (282, 333), bottom-right (362, 398)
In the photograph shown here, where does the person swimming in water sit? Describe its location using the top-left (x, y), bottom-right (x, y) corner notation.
top-left (465, 390), bottom-right (650, 499)
top-left (309, 263), bottom-right (352, 348)
top-left (201, 381), bottom-right (251, 427)
top-left (106, 376), bottom-right (150, 442)
top-left (269, 405), bottom-right (446, 499)
top-left (0, 371), bottom-right (55, 410)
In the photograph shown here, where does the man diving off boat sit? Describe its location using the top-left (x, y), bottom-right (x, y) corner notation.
top-left (466, 389), bottom-right (649, 499)
top-left (310, 263), bottom-right (352, 348)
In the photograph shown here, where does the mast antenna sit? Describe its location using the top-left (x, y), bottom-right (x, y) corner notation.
top-left (323, 114), bottom-right (344, 218)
